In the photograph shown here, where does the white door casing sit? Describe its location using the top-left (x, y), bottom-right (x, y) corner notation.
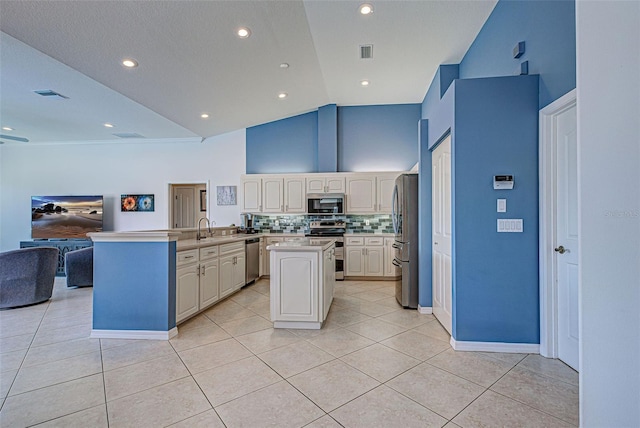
top-left (539, 89), bottom-right (579, 370)
top-left (432, 135), bottom-right (453, 334)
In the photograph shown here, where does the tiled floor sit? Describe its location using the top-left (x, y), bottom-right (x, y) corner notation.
top-left (0, 277), bottom-right (579, 427)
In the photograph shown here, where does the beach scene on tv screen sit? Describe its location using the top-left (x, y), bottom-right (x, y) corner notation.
top-left (31, 196), bottom-right (103, 239)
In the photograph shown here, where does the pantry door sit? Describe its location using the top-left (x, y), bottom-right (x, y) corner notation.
top-left (432, 135), bottom-right (452, 334)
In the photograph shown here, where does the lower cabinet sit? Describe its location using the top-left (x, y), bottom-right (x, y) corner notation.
top-left (345, 236), bottom-right (384, 277)
top-left (384, 237), bottom-right (401, 277)
top-left (219, 241), bottom-right (246, 299)
top-left (199, 258), bottom-right (219, 308)
top-left (263, 237), bottom-right (284, 276)
top-left (176, 261), bottom-right (200, 323)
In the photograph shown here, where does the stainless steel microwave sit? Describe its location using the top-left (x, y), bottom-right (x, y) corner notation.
top-left (306, 194), bottom-right (345, 215)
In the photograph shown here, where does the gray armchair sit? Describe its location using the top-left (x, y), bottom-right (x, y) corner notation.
top-left (0, 247), bottom-right (59, 309)
top-left (65, 246), bottom-right (93, 287)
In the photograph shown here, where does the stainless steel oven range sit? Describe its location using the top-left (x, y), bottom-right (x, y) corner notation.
top-left (306, 220), bottom-right (345, 280)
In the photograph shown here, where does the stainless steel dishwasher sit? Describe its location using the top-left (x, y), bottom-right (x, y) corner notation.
top-left (245, 237), bottom-right (260, 285)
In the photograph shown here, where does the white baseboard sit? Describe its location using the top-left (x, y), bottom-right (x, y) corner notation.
top-left (90, 327), bottom-right (178, 340)
top-left (273, 321), bottom-right (321, 330)
top-left (450, 337), bottom-right (540, 354)
top-left (417, 305), bottom-right (433, 314)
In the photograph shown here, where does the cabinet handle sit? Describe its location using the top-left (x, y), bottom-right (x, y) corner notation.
top-left (184, 255), bottom-right (194, 259)
top-left (196, 265), bottom-right (200, 275)
top-left (201, 265), bottom-right (206, 276)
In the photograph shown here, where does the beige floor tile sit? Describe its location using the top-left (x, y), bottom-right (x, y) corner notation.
top-left (176, 313), bottom-right (217, 333)
top-left (194, 355), bottom-right (281, 406)
top-left (341, 343), bottom-right (420, 382)
top-left (288, 360), bottom-right (379, 412)
top-left (491, 366), bottom-right (579, 425)
top-left (330, 385), bottom-right (447, 428)
top-left (323, 308), bottom-right (372, 327)
top-left (517, 354), bottom-right (578, 385)
top-left (412, 319), bottom-right (451, 342)
top-left (344, 318), bottom-right (407, 341)
top-left (216, 380), bottom-right (324, 427)
top-left (0, 333), bottom-right (35, 353)
top-left (22, 337), bottom-right (100, 368)
top-left (30, 322), bottom-right (92, 348)
top-left (377, 309), bottom-right (433, 328)
top-left (331, 294), bottom-right (367, 309)
top-left (305, 415), bottom-right (344, 427)
top-left (36, 311), bottom-right (93, 332)
top-left (178, 338), bottom-right (252, 374)
top-left (0, 306), bottom-right (47, 325)
top-left (246, 299), bottom-right (272, 318)
top-left (104, 353), bottom-right (190, 401)
top-left (476, 351), bottom-right (528, 366)
top-left (0, 348), bottom-right (27, 372)
top-left (230, 289), bottom-right (270, 307)
top-left (348, 300), bottom-right (400, 317)
top-left (169, 324), bottom-right (231, 352)
top-left (168, 409), bottom-right (225, 428)
top-left (0, 319), bottom-right (41, 338)
top-left (381, 330), bottom-right (450, 360)
top-left (217, 315), bottom-right (273, 337)
top-left (428, 348), bottom-right (517, 387)
top-left (375, 295), bottom-right (407, 309)
top-left (258, 340), bottom-right (335, 378)
top-left (203, 298), bottom-right (256, 323)
top-left (308, 328), bottom-right (375, 358)
top-left (0, 369), bottom-right (17, 398)
top-left (99, 338), bottom-right (141, 351)
top-left (107, 377), bottom-right (211, 428)
top-left (0, 373), bottom-right (105, 427)
top-left (33, 404), bottom-right (108, 428)
top-left (249, 280), bottom-right (270, 296)
top-left (350, 290), bottom-right (390, 302)
top-left (236, 328), bottom-right (300, 354)
top-left (387, 362), bottom-right (485, 419)
top-left (9, 350), bottom-right (102, 396)
top-left (102, 339), bottom-right (176, 371)
top-left (453, 390), bottom-right (574, 427)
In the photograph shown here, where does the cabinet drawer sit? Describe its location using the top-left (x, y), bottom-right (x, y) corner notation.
top-left (346, 237), bottom-right (364, 246)
top-left (177, 249), bottom-right (198, 266)
top-left (266, 237), bottom-right (284, 245)
top-left (219, 241), bottom-right (244, 255)
top-left (199, 245), bottom-right (218, 260)
top-left (365, 237), bottom-right (384, 246)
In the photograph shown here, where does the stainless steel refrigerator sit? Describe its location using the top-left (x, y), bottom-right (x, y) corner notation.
top-left (392, 173), bottom-right (419, 308)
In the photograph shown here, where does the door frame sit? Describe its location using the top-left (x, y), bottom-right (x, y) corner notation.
top-left (539, 89), bottom-right (577, 358)
top-left (168, 180), bottom-right (210, 229)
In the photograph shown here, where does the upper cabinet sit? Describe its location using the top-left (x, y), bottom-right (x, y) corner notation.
top-left (242, 172), bottom-right (404, 214)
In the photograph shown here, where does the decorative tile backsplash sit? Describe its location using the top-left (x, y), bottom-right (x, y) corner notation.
top-left (253, 214), bottom-right (394, 234)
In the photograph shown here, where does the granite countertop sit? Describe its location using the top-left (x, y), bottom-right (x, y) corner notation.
top-left (176, 233), bottom-right (266, 251)
top-left (267, 238), bottom-right (335, 252)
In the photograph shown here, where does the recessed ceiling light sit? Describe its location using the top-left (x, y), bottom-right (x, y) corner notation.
top-left (236, 27), bottom-right (251, 38)
top-left (103, 123), bottom-right (114, 128)
top-left (359, 3), bottom-right (373, 15)
top-left (2, 126), bottom-right (13, 131)
top-left (360, 80), bottom-right (370, 87)
top-left (122, 58), bottom-right (138, 68)
top-left (279, 63), bottom-right (289, 69)
top-left (278, 92), bottom-right (288, 99)
top-left (201, 113), bottom-right (210, 119)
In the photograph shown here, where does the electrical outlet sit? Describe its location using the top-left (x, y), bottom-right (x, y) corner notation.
top-left (275, 220), bottom-right (279, 226)
top-left (222, 230), bottom-right (226, 235)
top-left (365, 219), bottom-right (370, 226)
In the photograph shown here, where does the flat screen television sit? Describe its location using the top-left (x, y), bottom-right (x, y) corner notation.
top-left (31, 195), bottom-right (103, 239)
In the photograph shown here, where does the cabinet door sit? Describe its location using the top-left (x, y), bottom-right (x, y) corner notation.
top-left (259, 238), bottom-right (265, 276)
top-left (219, 254), bottom-right (236, 299)
top-left (345, 247), bottom-right (365, 276)
top-left (176, 264), bottom-right (199, 323)
top-left (384, 238), bottom-right (400, 277)
top-left (233, 252), bottom-right (246, 290)
top-left (346, 176), bottom-right (376, 213)
top-left (365, 247), bottom-right (384, 276)
top-left (306, 177), bottom-right (325, 193)
top-left (242, 177), bottom-right (262, 212)
top-left (322, 248), bottom-right (335, 320)
top-left (265, 237), bottom-right (283, 276)
top-left (272, 251), bottom-right (318, 322)
top-left (377, 174), bottom-right (398, 212)
top-left (325, 176), bottom-right (346, 193)
top-left (262, 177), bottom-right (284, 212)
top-left (200, 259), bottom-right (219, 308)
top-left (284, 177), bottom-right (306, 212)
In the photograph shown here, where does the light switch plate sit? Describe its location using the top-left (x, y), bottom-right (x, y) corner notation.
top-left (497, 219), bottom-right (523, 232)
top-left (497, 199), bottom-right (507, 213)
top-left (365, 219), bottom-right (370, 226)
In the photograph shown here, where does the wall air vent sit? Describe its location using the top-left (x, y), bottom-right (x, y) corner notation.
top-left (33, 90), bottom-right (69, 99)
top-left (113, 132), bottom-right (145, 139)
top-left (359, 44), bottom-right (373, 59)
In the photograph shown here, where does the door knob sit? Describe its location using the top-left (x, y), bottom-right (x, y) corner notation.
top-left (554, 245), bottom-right (566, 254)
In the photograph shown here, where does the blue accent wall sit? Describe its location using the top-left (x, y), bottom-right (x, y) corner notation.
top-left (458, 0), bottom-right (576, 109)
top-left (246, 111), bottom-right (318, 174)
top-left (318, 104), bottom-right (338, 172)
top-left (93, 241), bottom-right (176, 331)
top-left (338, 104), bottom-right (421, 172)
top-left (421, 65), bottom-right (459, 121)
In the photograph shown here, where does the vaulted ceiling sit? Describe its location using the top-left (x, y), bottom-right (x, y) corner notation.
top-left (0, 1), bottom-right (496, 144)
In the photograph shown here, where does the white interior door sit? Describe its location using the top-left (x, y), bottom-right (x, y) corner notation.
top-left (173, 187), bottom-right (195, 228)
top-left (432, 135), bottom-right (452, 334)
top-left (555, 104), bottom-right (579, 371)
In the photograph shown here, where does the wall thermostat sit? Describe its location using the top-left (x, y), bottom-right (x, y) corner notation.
top-left (493, 175), bottom-right (514, 190)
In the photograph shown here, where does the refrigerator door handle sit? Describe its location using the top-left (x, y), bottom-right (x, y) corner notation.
top-left (392, 184), bottom-right (399, 234)
top-left (392, 258), bottom-right (402, 267)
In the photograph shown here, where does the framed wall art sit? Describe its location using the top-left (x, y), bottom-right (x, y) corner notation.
top-left (216, 186), bottom-right (237, 206)
top-left (121, 194), bottom-right (155, 212)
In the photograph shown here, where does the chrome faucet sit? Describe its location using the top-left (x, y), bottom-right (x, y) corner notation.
top-left (197, 217), bottom-right (211, 240)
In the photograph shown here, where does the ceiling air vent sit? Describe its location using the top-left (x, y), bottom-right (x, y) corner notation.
top-left (33, 90), bottom-right (69, 99)
top-left (113, 132), bottom-right (145, 139)
top-left (359, 44), bottom-right (373, 59)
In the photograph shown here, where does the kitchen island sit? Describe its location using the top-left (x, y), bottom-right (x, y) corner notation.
top-left (267, 239), bottom-right (336, 329)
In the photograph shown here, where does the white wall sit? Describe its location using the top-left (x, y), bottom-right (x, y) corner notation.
top-left (0, 129), bottom-right (246, 251)
top-left (577, 1), bottom-right (640, 426)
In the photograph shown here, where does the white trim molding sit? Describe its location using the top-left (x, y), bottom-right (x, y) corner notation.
top-left (450, 337), bottom-right (540, 354)
top-left (539, 89), bottom-right (577, 359)
top-left (90, 327), bottom-right (178, 340)
top-left (418, 305), bottom-right (433, 314)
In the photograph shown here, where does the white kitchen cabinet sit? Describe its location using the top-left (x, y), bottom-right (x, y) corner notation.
top-left (384, 237), bottom-right (401, 277)
top-left (219, 242), bottom-right (246, 299)
top-left (176, 246), bottom-right (221, 323)
top-left (345, 236), bottom-right (384, 277)
top-left (323, 246), bottom-right (336, 320)
top-left (259, 237), bottom-right (265, 276)
top-left (242, 176), bottom-right (262, 212)
top-left (377, 174), bottom-right (399, 213)
top-left (284, 177), bottom-right (306, 212)
top-left (176, 262), bottom-right (200, 323)
top-left (306, 175), bottom-right (345, 194)
top-left (263, 237), bottom-right (284, 276)
top-left (199, 258), bottom-right (219, 308)
top-left (262, 177), bottom-right (284, 213)
top-left (346, 175), bottom-right (377, 213)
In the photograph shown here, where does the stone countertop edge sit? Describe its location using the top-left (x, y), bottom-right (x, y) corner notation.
top-left (88, 231), bottom-right (182, 242)
top-left (267, 239), bottom-right (335, 252)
